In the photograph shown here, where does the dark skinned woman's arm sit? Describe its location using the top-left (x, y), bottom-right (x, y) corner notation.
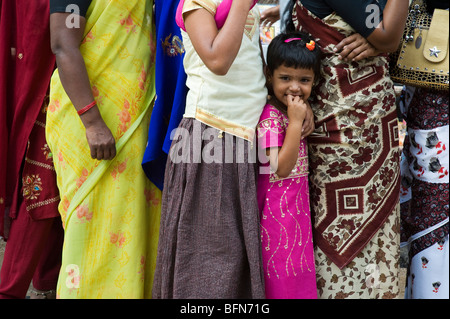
top-left (50, 12), bottom-right (116, 160)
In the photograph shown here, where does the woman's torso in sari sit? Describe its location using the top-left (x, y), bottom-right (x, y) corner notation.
top-left (47, 0), bottom-right (161, 298)
top-left (293, 3), bottom-right (401, 269)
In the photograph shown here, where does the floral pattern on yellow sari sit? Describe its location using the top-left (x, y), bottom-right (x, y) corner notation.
top-left (47, 0), bottom-right (161, 299)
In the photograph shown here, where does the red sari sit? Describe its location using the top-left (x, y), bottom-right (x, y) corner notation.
top-left (0, 0), bottom-right (58, 236)
top-left (0, 0), bottom-right (62, 299)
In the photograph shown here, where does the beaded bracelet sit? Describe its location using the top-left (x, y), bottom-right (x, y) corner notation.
top-left (77, 101), bottom-right (97, 116)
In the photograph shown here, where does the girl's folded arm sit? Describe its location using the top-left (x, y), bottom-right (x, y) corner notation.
top-left (266, 121), bottom-right (303, 178)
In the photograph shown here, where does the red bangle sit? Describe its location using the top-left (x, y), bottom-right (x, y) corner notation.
top-left (77, 101), bottom-right (97, 116)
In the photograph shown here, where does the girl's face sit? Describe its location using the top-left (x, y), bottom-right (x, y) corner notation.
top-left (270, 64), bottom-right (315, 107)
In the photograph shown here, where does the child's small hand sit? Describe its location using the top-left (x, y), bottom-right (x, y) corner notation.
top-left (286, 95), bottom-right (307, 124)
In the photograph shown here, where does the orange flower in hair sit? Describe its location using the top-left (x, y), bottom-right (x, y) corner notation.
top-left (306, 40), bottom-right (315, 51)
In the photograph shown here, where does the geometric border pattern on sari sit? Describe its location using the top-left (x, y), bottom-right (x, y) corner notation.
top-left (293, 2), bottom-right (401, 269)
top-left (312, 111), bottom-right (401, 269)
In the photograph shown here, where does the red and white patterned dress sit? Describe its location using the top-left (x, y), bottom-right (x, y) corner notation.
top-left (400, 87), bottom-right (449, 299)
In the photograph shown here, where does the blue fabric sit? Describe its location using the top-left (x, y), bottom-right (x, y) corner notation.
top-left (142, 0), bottom-right (187, 190)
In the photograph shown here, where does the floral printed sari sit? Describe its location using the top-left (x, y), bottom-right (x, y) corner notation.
top-left (47, 0), bottom-right (161, 298)
top-left (293, 2), bottom-right (401, 298)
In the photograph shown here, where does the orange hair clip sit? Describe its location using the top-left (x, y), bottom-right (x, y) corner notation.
top-left (305, 40), bottom-right (315, 51)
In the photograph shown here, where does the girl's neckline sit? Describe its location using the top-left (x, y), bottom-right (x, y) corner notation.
top-left (268, 96), bottom-right (288, 116)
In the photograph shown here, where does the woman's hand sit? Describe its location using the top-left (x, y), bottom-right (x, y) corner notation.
top-left (334, 33), bottom-right (382, 62)
top-left (301, 101), bottom-right (315, 138)
top-left (83, 118), bottom-right (116, 161)
top-left (79, 106), bottom-right (116, 160)
top-left (260, 5), bottom-right (280, 28)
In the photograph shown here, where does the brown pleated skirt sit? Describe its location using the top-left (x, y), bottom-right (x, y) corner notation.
top-left (152, 118), bottom-right (265, 299)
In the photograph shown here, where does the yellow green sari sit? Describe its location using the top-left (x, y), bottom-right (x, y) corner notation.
top-left (46, 0), bottom-right (161, 298)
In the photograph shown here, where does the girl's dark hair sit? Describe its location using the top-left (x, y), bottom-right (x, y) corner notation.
top-left (266, 31), bottom-right (322, 82)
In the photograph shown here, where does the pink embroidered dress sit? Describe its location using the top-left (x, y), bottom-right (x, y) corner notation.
top-left (257, 104), bottom-right (317, 299)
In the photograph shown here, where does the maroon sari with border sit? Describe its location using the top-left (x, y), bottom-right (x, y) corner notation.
top-left (293, 3), bottom-right (401, 270)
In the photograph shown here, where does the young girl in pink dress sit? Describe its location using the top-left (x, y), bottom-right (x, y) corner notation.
top-left (257, 31), bottom-right (321, 299)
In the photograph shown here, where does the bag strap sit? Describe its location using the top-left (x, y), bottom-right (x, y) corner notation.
top-left (423, 9), bottom-right (449, 63)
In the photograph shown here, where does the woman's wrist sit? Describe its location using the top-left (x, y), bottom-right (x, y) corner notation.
top-left (78, 104), bottom-right (104, 128)
top-left (77, 100), bottom-right (97, 116)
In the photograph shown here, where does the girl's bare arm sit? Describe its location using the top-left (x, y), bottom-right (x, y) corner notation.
top-left (184, 0), bottom-right (254, 75)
